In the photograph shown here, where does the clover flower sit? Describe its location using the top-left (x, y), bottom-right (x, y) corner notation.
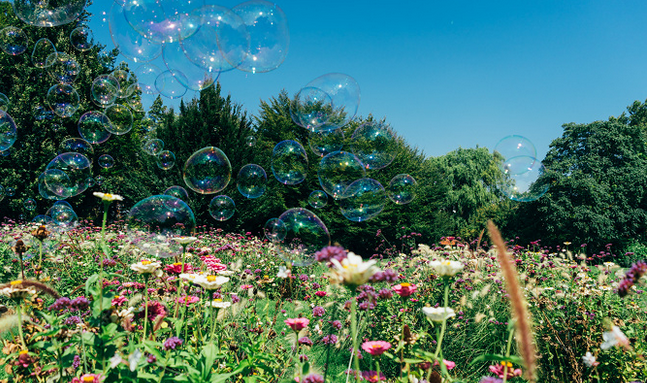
top-left (616, 260), bottom-right (647, 297)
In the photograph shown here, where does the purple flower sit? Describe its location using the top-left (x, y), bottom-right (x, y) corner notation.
top-left (72, 355), bottom-right (81, 369)
top-left (315, 246), bottom-right (347, 265)
top-left (49, 297), bottom-right (72, 312)
top-left (231, 293), bottom-right (240, 304)
top-left (370, 268), bottom-right (398, 283)
top-left (299, 274), bottom-right (309, 282)
top-left (322, 334), bottom-right (338, 345)
top-left (298, 337), bottom-right (313, 346)
top-left (70, 296), bottom-right (90, 311)
top-left (377, 288), bottom-right (393, 300)
top-left (479, 377), bottom-right (503, 383)
top-left (64, 316), bottom-right (82, 326)
top-left (163, 336), bottom-right (183, 351)
top-left (616, 260), bottom-right (647, 297)
top-left (330, 320), bottom-right (342, 330)
top-left (303, 373), bottom-right (324, 383)
top-left (312, 306), bottom-right (325, 317)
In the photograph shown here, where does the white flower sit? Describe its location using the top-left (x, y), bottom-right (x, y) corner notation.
top-left (217, 270), bottom-right (235, 276)
top-left (179, 273), bottom-right (199, 281)
top-left (277, 265), bottom-right (291, 279)
top-left (130, 260), bottom-right (163, 276)
top-left (429, 259), bottom-right (464, 277)
top-left (582, 351), bottom-right (599, 367)
top-left (93, 192), bottom-right (124, 202)
top-left (128, 349), bottom-right (142, 371)
top-left (329, 252), bottom-right (380, 288)
top-left (109, 354), bottom-right (124, 369)
top-left (206, 299), bottom-right (232, 309)
top-left (193, 275), bottom-right (230, 290)
top-left (0, 280), bottom-right (36, 299)
top-left (421, 306), bottom-right (456, 323)
top-left (173, 236), bottom-right (198, 245)
top-left (601, 326), bottom-right (630, 350)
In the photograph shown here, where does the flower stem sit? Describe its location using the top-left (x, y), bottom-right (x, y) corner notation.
top-left (142, 275), bottom-right (149, 343)
top-left (99, 200), bottom-right (110, 313)
top-left (37, 240), bottom-right (43, 274)
top-left (502, 325), bottom-right (515, 383)
top-left (433, 283), bottom-right (450, 360)
top-left (15, 302), bottom-right (27, 350)
top-left (350, 298), bottom-right (361, 383)
top-left (174, 246), bottom-right (187, 318)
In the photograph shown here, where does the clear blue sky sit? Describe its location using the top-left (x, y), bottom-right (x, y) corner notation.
top-left (88, 0), bottom-right (647, 160)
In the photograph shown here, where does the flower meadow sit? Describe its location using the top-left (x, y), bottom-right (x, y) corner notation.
top-left (0, 201), bottom-right (645, 383)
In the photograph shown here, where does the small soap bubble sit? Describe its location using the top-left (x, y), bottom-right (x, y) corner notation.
top-left (164, 185), bottom-right (189, 201)
top-left (23, 198), bottom-right (36, 211)
top-left (157, 150), bottom-right (176, 170)
top-left (183, 146), bottom-right (231, 194)
top-left (290, 87), bottom-right (334, 131)
top-left (339, 178), bottom-right (386, 222)
top-left (46, 84), bottom-right (80, 118)
top-left (48, 203), bottom-right (78, 227)
top-left (309, 128), bottom-right (344, 157)
top-left (142, 138), bottom-right (164, 155)
top-left (276, 208), bottom-right (330, 267)
top-left (31, 38), bottom-right (57, 68)
top-left (59, 138), bottom-right (94, 157)
top-left (387, 174), bottom-right (417, 205)
top-left (208, 195), bottom-right (236, 221)
top-left (70, 25), bottom-right (94, 51)
top-left (98, 154), bottom-right (115, 169)
top-left (271, 140), bottom-right (308, 185)
top-left (264, 218), bottom-right (286, 242)
top-left (78, 111), bottom-right (112, 144)
top-left (155, 70), bottom-right (188, 99)
top-left (317, 151), bottom-right (366, 200)
top-left (0, 27), bottom-right (28, 56)
top-left (91, 74), bottom-right (120, 107)
top-left (0, 111), bottom-right (18, 152)
top-left (308, 190), bottom-right (328, 209)
top-left (498, 156), bottom-right (548, 202)
top-left (127, 195), bottom-right (196, 236)
top-left (104, 104), bottom-right (133, 135)
top-left (47, 53), bottom-right (80, 84)
top-left (246, 135), bottom-right (256, 147)
top-left (236, 164), bottom-right (267, 199)
top-left (350, 121), bottom-right (397, 170)
top-left (5, 187), bottom-right (15, 197)
top-left (86, 177), bottom-right (96, 187)
top-left (95, 175), bottom-right (105, 186)
top-left (32, 215), bottom-right (53, 225)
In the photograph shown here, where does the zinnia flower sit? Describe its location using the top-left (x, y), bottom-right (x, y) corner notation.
top-left (172, 236), bottom-right (198, 245)
top-left (193, 275), bottom-right (230, 290)
top-left (361, 340), bottom-right (391, 356)
top-left (0, 280), bottom-right (36, 299)
top-left (421, 306), bottom-right (455, 322)
top-left (392, 283), bottom-right (417, 297)
top-left (206, 299), bottom-right (232, 309)
top-left (71, 373), bottom-right (103, 383)
top-left (130, 260), bottom-right (162, 276)
top-left (285, 317), bottom-right (309, 332)
top-left (329, 252), bottom-right (380, 289)
top-left (93, 192), bottom-right (123, 202)
top-left (429, 259), bottom-right (464, 277)
top-left (488, 362), bottom-right (522, 379)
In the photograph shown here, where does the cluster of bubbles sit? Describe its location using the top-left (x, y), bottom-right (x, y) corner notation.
top-left (493, 135), bottom-right (548, 202)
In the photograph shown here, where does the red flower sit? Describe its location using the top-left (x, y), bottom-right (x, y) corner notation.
top-left (164, 263), bottom-right (192, 274)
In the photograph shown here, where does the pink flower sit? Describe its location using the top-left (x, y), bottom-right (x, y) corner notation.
top-left (315, 291), bottom-right (327, 297)
top-left (165, 262), bottom-right (192, 274)
top-left (71, 374), bottom-right (103, 383)
top-left (284, 317), bottom-right (309, 332)
top-left (111, 295), bottom-right (128, 307)
top-left (360, 371), bottom-right (386, 382)
top-left (392, 283), bottom-right (417, 297)
top-left (361, 341), bottom-right (392, 356)
top-left (433, 359), bottom-right (456, 370)
top-left (240, 284), bottom-right (253, 290)
top-left (176, 295), bottom-right (200, 306)
top-left (489, 363), bottom-right (522, 379)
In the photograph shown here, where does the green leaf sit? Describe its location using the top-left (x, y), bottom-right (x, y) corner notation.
top-left (469, 354), bottom-right (524, 366)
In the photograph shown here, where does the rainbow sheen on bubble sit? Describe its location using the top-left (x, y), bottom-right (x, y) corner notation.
top-left (157, 150), bottom-right (176, 170)
top-left (183, 146), bottom-right (231, 194)
top-left (0, 111), bottom-right (18, 152)
top-left (264, 217), bottom-right (286, 242)
top-left (339, 178), bottom-right (386, 222)
top-left (78, 111), bottom-right (112, 144)
top-left (162, 41), bottom-right (216, 91)
top-left (108, 2), bottom-right (162, 63)
top-left (387, 174), bottom-right (417, 205)
top-left (128, 195), bottom-right (196, 236)
top-left (70, 25), bottom-right (94, 51)
top-left (47, 53), bottom-right (80, 84)
top-left (308, 128), bottom-right (344, 157)
top-left (290, 87), bottom-right (334, 131)
top-left (45, 152), bottom-right (92, 198)
top-left (317, 151), bottom-right (366, 200)
top-left (155, 70), bottom-right (187, 99)
top-left (350, 121), bottom-right (397, 170)
top-left (0, 27), bottom-right (27, 56)
top-left (498, 155), bottom-right (549, 202)
top-left (31, 38), bottom-right (57, 68)
top-left (246, 136), bottom-right (256, 147)
top-left (12, 0), bottom-right (87, 27)
top-left (494, 135), bottom-right (537, 162)
top-left (98, 154), bottom-right (115, 169)
top-left (46, 84), bottom-right (80, 118)
top-left (236, 164), bottom-right (267, 199)
top-left (59, 138), bottom-right (94, 157)
top-left (308, 190), bottom-right (328, 209)
top-left (271, 140), bottom-right (308, 185)
top-left (304, 73), bottom-right (360, 130)
top-left (276, 208), bottom-right (330, 267)
top-left (0, 93), bottom-right (9, 112)
top-left (23, 198), bottom-right (36, 211)
top-left (208, 195), bottom-right (235, 221)
top-left (142, 138), bottom-right (164, 155)
top-left (91, 74), bottom-right (120, 107)
top-left (134, 63), bottom-right (163, 95)
top-left (105, 104), bottom-right (133, 135)
top-left (164, 185), bottom-right (189, 201)
top-left (5, 187), bottom-right (15, 197)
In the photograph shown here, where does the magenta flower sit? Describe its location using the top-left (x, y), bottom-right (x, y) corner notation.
top-left (284, 317), bottom-right (309, 332)
top-left (392, 283), bottom-right (417, 297)
top-left (361, 340), bottom-right (392, 356)
top-left (433, 359), bottom-right (456, 370)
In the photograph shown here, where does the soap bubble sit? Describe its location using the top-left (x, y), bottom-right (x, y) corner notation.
top-left (162, 41), bottom-right (216, 91)
top-left (142, 138), bottom-right (164, 155)
top-left (236, 164), bottom-right (267, 199)
top-left (0, 185), bottom-right (4, 199)
top-left (290, 87), bottom-right (334, 131)
top-left (350, 121), bottom-right (397, 170)
top-left (95, 175), bottom-right (105, 185)
top-left (304, 73), bottom-right (360, 130)
top-left (387, 174), bottom-right (417, 205)
top-left (494, 135), bottom-right (537, 161)
top-left (155, 70), bottom-right (187, 99)
top-left (12, 0), bottom-right (86, 27)
top-left (41, 168), bottom-right (74, 199)
top-left (104, 104), bottom-right (133, 135)
top-left (0, 27), bottom-right (27, 56)
top-left (46, 84), bottom-right (80, 118)
top-left (309, 128), bottom-right (344, 157)
top-left (86, 177), bottom-right (96, 187)
top-left (122, 0), bottom-right (199, 44)
top-left (5, 187), bottom-right (15, 197)
top-left (339, 178), bottom-right (386, 222)
top-left (23, 198), bottom-right (36, 211)
top-left (276, 208), bottom-right (330, 267)
top-left (208, 195), bottom-right (235, 221)
top-left (59, 138), bottom-right (94, 157)
top-left (264, 218), bottom-right (286, 242)
top-left (31, 38), bottom-right (57, 68)
top-left (91, 74), bottom-right (120, 107)
top-left (70, 25), bottom-right (94, 51)
top-left (0, 93), bottom-right (9, 112)
top-left (78, 111), bottom-right (112, 144)
top-left (38, 172), bottom-right (64, 200)
top-left (32, 215), bottom-right (53, 225)
top-left (112, 69), bottom-right (136, 98)
top-left (48, 202), bottom-right (78, 228)
top-left (45, 153), bottom-right (92, 198)
top-left (246, 136), bottom-right (256, 147)
top-left (128, 195), bottom-right (196, 236)
top-left (98, 154), bottom-right (115, 169)
top-left (232, 0), bottom-right (289, 73)
top-left (498, 156), bottom-right (548, 202)
top-left (157, 150), bottom-right (175, 170)
top-left (108, 2), bottom-right (162, 63)
top-left (317, 151), bottom-right (366, 199)
top-left (47, 53), bottom-right (80, 84)
top-left (164, 185), bottom-right (189, 201)
top-left (183, 146), bottom-right (231, 194)
top-left (271, 140), bottom-right (308, 185)
top-left (129, 232), bottom-right (183, 258)
top-left (0, 111), bottom-right (18, 152)
top-left (308, 190), bottom-right (328, 209)
top-left (134, 64), bottom-right (163, 94)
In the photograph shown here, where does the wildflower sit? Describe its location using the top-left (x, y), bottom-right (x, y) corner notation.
top-left (0, 280), bottom-right (36, 299)
top-left (616, 261), bottom-right (647, 297)
top-left (361, 340), bottom-right (391, 356)
top-left (165, 263), bottom-right (192, 274)
top-left (360, 370), bottom-right (386, 382)
top-left (330, 320), bottom-right (342, 330)
top-left (312, 306), bottom-right (325, 317)
top-left (112, 295), bottom-right (127, 307)
top-left (421, 306), bottom-right (456, 322)
top-left (31, 225), bottom-right (50, 241)
top-left (193, 275), bottom-right (230, 290)
top-left (298, 337), bottom-right (313, 346)
top-left (130, 260), bottom-right (163, 276)
top-left (433, 359), bottom-right (456, 370)
top-left (277, 266), bottom-right (291, 279)
top-left (478, 377), bottom-right (503, 383)
top-left (392, 282), bottom-right (417, 297)
top-left (163, 336), bottom-right (183, 350)
top-left (314, 290), bottom-right (327, 297)
top-left (329, 252), bottom-right (380, 289)
top-left (93, 192), bottom-right (123, 202)
top-left (370, 268), bottom-right (399, 283)
top-left (315, 246), bottom-right (347, 265)
top-left (207, 299), bottom-right (232, 309)
top-left (173, 236), bottom-right (197, 245)
top-left (138, 301), bottom-right (166, 322)
top-left (488, 362), bottom-right (522, 379)
top-left (231, 293), bottom-right (240, 304)
top-left (176, 296), bottom-right (200, 306)
top-left (429, 259), bottom-right (464, 277)
top-left (601, 325), bottom-right (630, 350)
top-left (128, 349), bottom-right (142, 372)
top-left (65, 316), bottom-right (82, 326)
top-left (582, 351), bottom-right (599, 367)
top-left (302, 373), bottom-right (324, 383)
top-left (71, 374), bottom-right (103, 383)
top-left (322, 334), bottom-right (338, 345)
top-left (15, 350), bottom-right (33, 368)
top-left (285, 317), bottom-right (309, 332)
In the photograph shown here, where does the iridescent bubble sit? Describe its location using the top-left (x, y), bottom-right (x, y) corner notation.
top-left (183, 146), bottom-right (231, 194)
top-left (164, 185), bottom-right (189, 201)
top-left (86, 177), bottom-right (96, 187)
top-left (95, 175), bottom-right (105, 186)
top-left (108, 2), bottom-right (162, 63)
top-left (45, 152), bottom-right (92, 198)
top-left (236, 164), bottom-right (267, 199)
top-left (290, 87), bottom-right (334, 131)
top-left (78, 111), bottom-right (112, 144)
top-left (32, 215), bottom-right (53, 225)
top-left (128, 195), bottom-right (196, 236)
top-left (0, 111), bottom-right (18, 152)
top-left (91, 74), bottom-right (120, 107)
top-left (494, 135), bottom-right (537, 168)
top-left (498, 156), bottom-right (549, 202)
top-left (12, 0), bottom-right (86, 27)
top-left (134, 63), bottom-right (163, 95)
top-left (308, 190), bottom-right (328, 209)
top-left (129, 232), bottom-right (183, 259)
top-left (98, 154), bottom-right (115, 169)
top-left (317, 151), bottom-right (366, 200)
top-left (157, 150), bottom-right (175, 170)
top-left (46, 84), bottom-right (80, 118)
top-left (155, 70), bottom-right (187, 99)
top-left (38, 172), bottom-right (63, 200)
top-left (112, 69), bottom-right (136, 98)
top-left (208, 195), bottom-right (235, 221)
top-left (264, 217), bottom-right (286, 242)
top-left (246, 135), bottom-right (256, 147)
top-left (5, 187), bottom-right (15, 197)
top-left (42, 168), bottom-right (74, 199)
top-left (162, 41), bottom-right (216, 91)
top-left (305, 73), bottom-right (360, 130)
top-left (48, 202), bottom-right (78, 228)
top-left (309, 128), bottom-right (344, 157)
top-left (0, 27), bottom-right (27, 56)
top-left (70, 25), bottom-right (94, 51)
top-left (271, 140), bottom-right (308, 185)
top-left (59, 138), bottom-right (94, 157)
top-left (350, 121), bottom-right (397, 170)
top-left (339, 178), bottom-right (386, 222)
top-left (122, 0), bottom-right (199, 44)
top-left (23, 198), bottom-right (36, 211)
top-left (31, 38), bottom-right (57, 68)
top-left (46, 53), bottom-right (80, 84)
top-left (126, 91), bottom-right (145, 112)
top-left (232, 0), bottom-right (289, 73)
top-left (104, 104), bottom-right (133, 135)
top-left (140, 117), bottom-right (156, 132)
top-left (276, 208), bottom-right (330, 267)
top-left (387, 174), bottom-right (417, 205)
top-left (0, 93), bottom-right (9, 113)
top-left (142, 138), bottom-right (164, 155)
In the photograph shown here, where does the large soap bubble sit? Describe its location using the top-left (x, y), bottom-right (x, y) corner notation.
top-left (0, 27), bottom-right (28, 56)
top-left (164, 185), bottom-right (189, 201)
top-left (156, 150), bottom-right (176, 170)
top-left (155, 70), bottom-right (187, 99)
top-left (264, 217), bottom-right (286, 242)
top-left (236, 164), bottom-right (267, 199)
top-left (350, 121), bottom-right (397, 170)
top-left (0, 93), bottom-right (9, 113)
top-left (38, 172), bottom-right (63, 200)
top-left (46, 53), bottom-right (80, 84)
top-left (339, 178), bottom-right (386, 222)
top-left (46, 84), bottom-right (80, 118)
top-left (59, 138), bottom-right (94, 157)
top-left (48, 201), bottom-right (79, 230)
top-left (276, 208), bottom-right (330, 267)
top-left (208, 195), bottom-right (236, 221)
top-left (128, 195), bottom-right (196, 236)
top-left (494, 135), bottom-right (537, 161)
top-left (304, 73), bottom-right (360, 130)
top-left (183, 146), bottom-right (231, 194)
top-left (308, 190), bottom-right (328, 209)
top-left (12, 0), bottom-right (86, 27)
top-left (309, 128), bottom-right (344, 157)
top-left (162, 41), bottom-right (216, 91)
top-left (0, 111), bottom-right (18, 152)
top-left (271, 140), bottom-right (308, 185)
top-left (387, 174), bottom-right (417, 205)
top-left (104, 104), bottom-right (133, 135)
top-left (78, 111), bottom-right (112, 144)
top-left (290, 87), bottom-right (334, 131)
top-left (108, 2), bottom-right (162, 63)
top-left (45, 153), bottom-right (92, 198)
top-left (70, 25), bottom-right (94, 51)
top-left (31, 38), bottom-right (57, 68)
top-left (232, 0), bottom-right (289, 73)
top-left (42, 169), bottom-right (74, 199)
top-left (498, 156), bottom-right (549, 202)
top-left (317, 151), bottom-right (366, 200)
top-left (142, 138), bottom-right (164, 155)
top-left (122, 0), bottom-right (200, 44)
top-left (134, 64), bottom-right (163, 95)
top-left (92, 75), bottom-right (120, 107)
